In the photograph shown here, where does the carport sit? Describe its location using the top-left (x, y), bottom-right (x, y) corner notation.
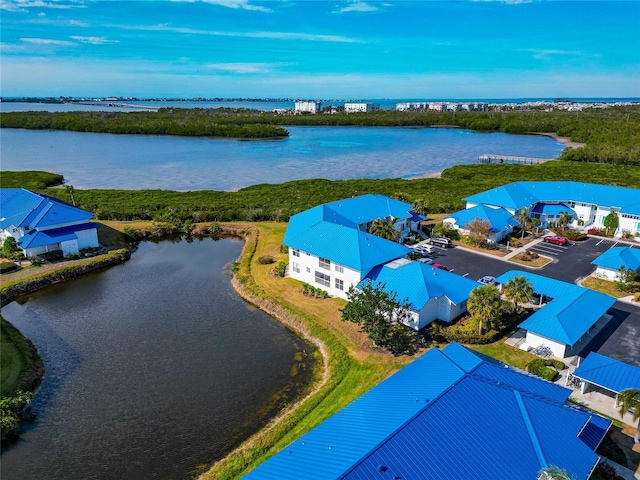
top-left (572, 351), bottom-right (640, 407)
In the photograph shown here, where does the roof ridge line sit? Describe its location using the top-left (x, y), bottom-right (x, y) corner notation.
top-left (514, 390), bottom-right (548, 470)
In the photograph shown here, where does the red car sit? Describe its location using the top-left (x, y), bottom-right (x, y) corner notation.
top-left (543, 235), bottom-right (568, 246)
top-left (432, 263), bottom-right (449, 271)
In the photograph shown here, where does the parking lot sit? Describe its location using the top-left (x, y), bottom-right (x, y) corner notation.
top-left (419, 236), bottom-right (640, 366)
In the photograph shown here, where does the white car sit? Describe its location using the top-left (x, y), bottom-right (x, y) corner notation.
top-left (418, 257), bottom-right (434, 265)
top-left (414, 244), bottom-right (436, 255)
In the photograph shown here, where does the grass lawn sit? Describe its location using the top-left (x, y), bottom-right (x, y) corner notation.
top-left (581, 276), bottom-right (639, 298)
top-left (0, 317), bottom-right (40, 398)
top-left (508, 255), bottom-right (552, 268)
top-left (469, 341), bottom-right (539, 370)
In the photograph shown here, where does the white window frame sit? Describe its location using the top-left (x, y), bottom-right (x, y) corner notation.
top-left (315, 271), bottom-right (330, 287)
top-left (319, 257), bottom-right (331, 270)
top-left (335, 278), bottom-right (344, 291)
top-left (335, 264), bottom-right (344, 273)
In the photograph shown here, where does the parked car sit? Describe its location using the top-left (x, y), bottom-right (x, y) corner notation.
top-left (543, 235), bottom-right (568, 246)
top-left (418, 258), bottom-right (434, 265)
top-left (414, 244), bottom-right (436, 255)
top-left (478, 275), bottom-right (496, 286)
top-left (430, 237), bottom-right (452, 248)
top-left (432, 263), bottom-right (449, 271)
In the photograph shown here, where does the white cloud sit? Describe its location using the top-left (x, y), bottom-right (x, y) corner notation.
top-left (170, 0), bottom-right (272, 12)
top-left (334, 1), bottom-right (379, 13)
top-left (1, 0), bottom-right (86, 11)
top-left (70, 36), bottom-right (119, 45)
top-left (471, 0), bottom-right (533, 4)
top-left (206, 62), bottom-right (271, 73)
top-left (112, 23), bottom-right (361, 43)
top-left (20, 37), bottom-right (75, 45)
top-left (527, 48), bottom-right (582, 60)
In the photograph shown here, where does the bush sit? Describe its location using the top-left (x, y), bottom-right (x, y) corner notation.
top-left (0, 261), bottom-right (19, 274)
top-left (279, 244), bottom-right (289, 254)
top-left (275, 261), bottom-right (287, 277)
top-left (561, 229), bottom-right (587, 241)
top-left (526, 359), bottom-right (565, 381)
top-left (518, 250), bottom-right (540, 261)
top-left (634, 292), bottom-right (640, 302)
top-left (507, 236), bottom-right (521, 248)
top-left (257, 255), bottom-right (275, 265)
top-left (430, 222), bottom-right (460, 241)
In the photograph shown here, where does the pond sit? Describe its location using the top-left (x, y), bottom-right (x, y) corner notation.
top-left (1, 237), bottom-right (314, 480)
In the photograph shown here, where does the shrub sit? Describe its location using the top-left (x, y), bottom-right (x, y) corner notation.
top-left (275, 261), bottom-right (287, 277)
top-left (562, 229), bottom-right (587, 241)
top-left (634, 292), bottom-right (640, 302)
top-left (526, 359), bottom-right (565, 381)
top-left (0, 261), bottom-right (19, 274)
top-left (507, 236), bottom-right (521, 248)
top-left (518, 250), bottom-right (540, 261)
top-left (257, 255), bottom-right (275, 265)
top-left (279, 244), bottom-right (289, 254)
top-left (431, 222), bottom-right (460, 240)
top-left (459, 235), bottom-right (475, 246)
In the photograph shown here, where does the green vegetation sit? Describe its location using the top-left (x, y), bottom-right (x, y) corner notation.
top-left (617, 388), bottom-right (640, 444)
top-left (1, 170), bottom-right (63, 190)
top-left (0, 109), bottom-right (289, 138)
top-left (3, 162), bottom-right (640, 225)
top-left (341, 281), bottom-right (414, 354)
top-left (526, 358), bottom-right (565, 382)
top-left (1, 318), bottom-right (40, 398)
top-left (2, 106), bottom-right (639, 162)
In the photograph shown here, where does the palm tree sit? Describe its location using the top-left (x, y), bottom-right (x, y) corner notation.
top-left (517, 207), bottom-right (530, 239)
top-left (467, 285), bottom-right (503, 335)
top-left (369, 217), bottom-right (399, 241)
top-left (504, 275), bottom-right (533, 313)
top-left (538, 466), bottom-right (572, 480)
top-left (557, 211), bottom-right (570, 231)
top-left (65, 185), bottom-right (76, 206)
top-left (412, 199), bottom-right (429, 216)
top-left (617, 388), bottom-right (640, 444)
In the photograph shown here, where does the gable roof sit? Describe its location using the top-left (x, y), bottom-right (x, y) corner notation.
top-left (531, 202), bottom-right (576, 217)
top-left (244, 343), bottom-right (606, 480)
top-left (464, 181), bottom-right (640, 215)
top-left (591, 246), bottom-right (640, 271)
top-left (17, 223), bottom-right (98, 249)
top-left (573, 352), bottom-right (640, 394)
top-left (445, 204), bottom-right (519, 233)
top-left (362, 261), bottom-right (480, 310)
top-left (285, 221), bottom-right (411, 273)
top-left (0, 188), bottom-right (93, 230)
top-left (495, 271), bottom-right (616, 346)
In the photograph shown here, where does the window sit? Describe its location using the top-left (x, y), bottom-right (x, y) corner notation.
top-left (335, 278), bottom-right (344, 291)
top-left (306, 267), bottom-right (311, 273)
top-left (292, 248), bottom-right (300, 257)
top-left (335, 264), bottom-right (344, 273)
top-left (315, 271), bottom-right (330, 287)
top-left (292, 262), bottom-right (300, 273)
top-left (319, 257), bottom-right (331, 270)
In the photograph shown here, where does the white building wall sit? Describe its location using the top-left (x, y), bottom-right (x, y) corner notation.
top-left (61, 239), bottom-right (80, 256)
top-left (595, 266), bottom-right (618, 281)
top-left (76, 228), bottom-right (99, 250)
top-left (288, 249), bottom-right (362, 300)
top-left (523, 331), bottom-right (567, 358)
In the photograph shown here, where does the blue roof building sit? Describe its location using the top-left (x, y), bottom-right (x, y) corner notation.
top-left (1, 188), bottom-right (99, 257)
top-left (443, 203), bottom-right (519, 242)
top-left (462, 181), bottom-right (640, 238)
top-left (283, 195), bottom-right (424, 300)
top-left (496, 271), bottom-right (616, 358)
top-left (591, 247), bottom-right (640, 281)
top-left (244, 343), bottom-right (610, 480)
top-left (362, 260), bottom-right (480, 329)
top-left (573, 352), bottom-right (640, 396)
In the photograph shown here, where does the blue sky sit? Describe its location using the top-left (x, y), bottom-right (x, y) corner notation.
top-left (1, 0), bottom-right (639, 99)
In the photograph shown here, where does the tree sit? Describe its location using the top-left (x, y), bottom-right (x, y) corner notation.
top-left (1, 237), bottom-right (21, 258)
top-left (617, 388), bottom-right (640, 443)
top-left (412, 199), bottom-right (429, 216)
top-left (516, 207), bottom-right (530, 239)
top-left (65, 185), bottom-right (76, 206)
top-left (465, 217), bottom-right (492, 246)
top-left (504, 275), bottom-right (534, 312)
top-left (538, 466), bottom-right (572, 480)
top-left (557, 211), bottom-right (571, 231)
top-left (369, 217), bottom-right (399, 241)
top-left (0, 391), bottom-right (33, 431)
top-left (467, 285), bottom-right (503, 335)
top-left (615, 266), bottom-right (638, 293)
top-left (341, 280), bottom-right (413, 354)
top-left (603, 211), bottom-right (619, 236)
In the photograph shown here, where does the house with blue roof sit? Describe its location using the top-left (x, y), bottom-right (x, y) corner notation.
top-left (496, 271), bottom-right (616, 359)
top-left (573, 352), bottom-right (640, 403)
top-left (591, 246), bottom-right (640, 281)
top-left (461, 181), bottom-right (640, 237)
top-left (443, 203), bottom-right (519, 242)
top-left (362, 259), bottom-right (480, 329)
top-left (284, 195), bottom-right (424, 300)
top-left (1, 188), bottom-right (99, 258)
top-left (243, 343), bottom-right (610, 480)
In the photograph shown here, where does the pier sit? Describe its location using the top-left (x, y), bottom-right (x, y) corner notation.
top-left (478, 154), bottom-right (554, 165)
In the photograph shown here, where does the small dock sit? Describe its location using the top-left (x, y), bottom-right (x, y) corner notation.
top-left (478, 154), bottom-right (554, 165)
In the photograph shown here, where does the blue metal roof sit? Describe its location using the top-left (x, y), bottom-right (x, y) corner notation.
top-left (341, 376), bottom-right (605, 480)
top-left (244, 343), bottom-right (608, 480)
top-left (495, 271), bottom-right (616, 346)
top-left (591, 246), bottom-right (640, 271)
top-left (0, 188), bottom-right (94, 230)
top-left (18, 223), bottom-right (99, 249)
top-left (362, 261), bottom-right (480, 310)
top-left (573, 352), bottom-right (640, 394)
top-left (531, 202), bottom-right (575, 216)
top-left (446, 204), bottom-right (519, 233)
top-left (285, 221), bottom-right (410, 273)
top-left (464, 181), bottom-right (640, 216)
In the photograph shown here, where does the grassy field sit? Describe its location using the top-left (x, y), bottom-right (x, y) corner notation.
top-left (0, 317), bottom-right (40, 398)
top-left (581, 276), bottom-right (640, 298)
